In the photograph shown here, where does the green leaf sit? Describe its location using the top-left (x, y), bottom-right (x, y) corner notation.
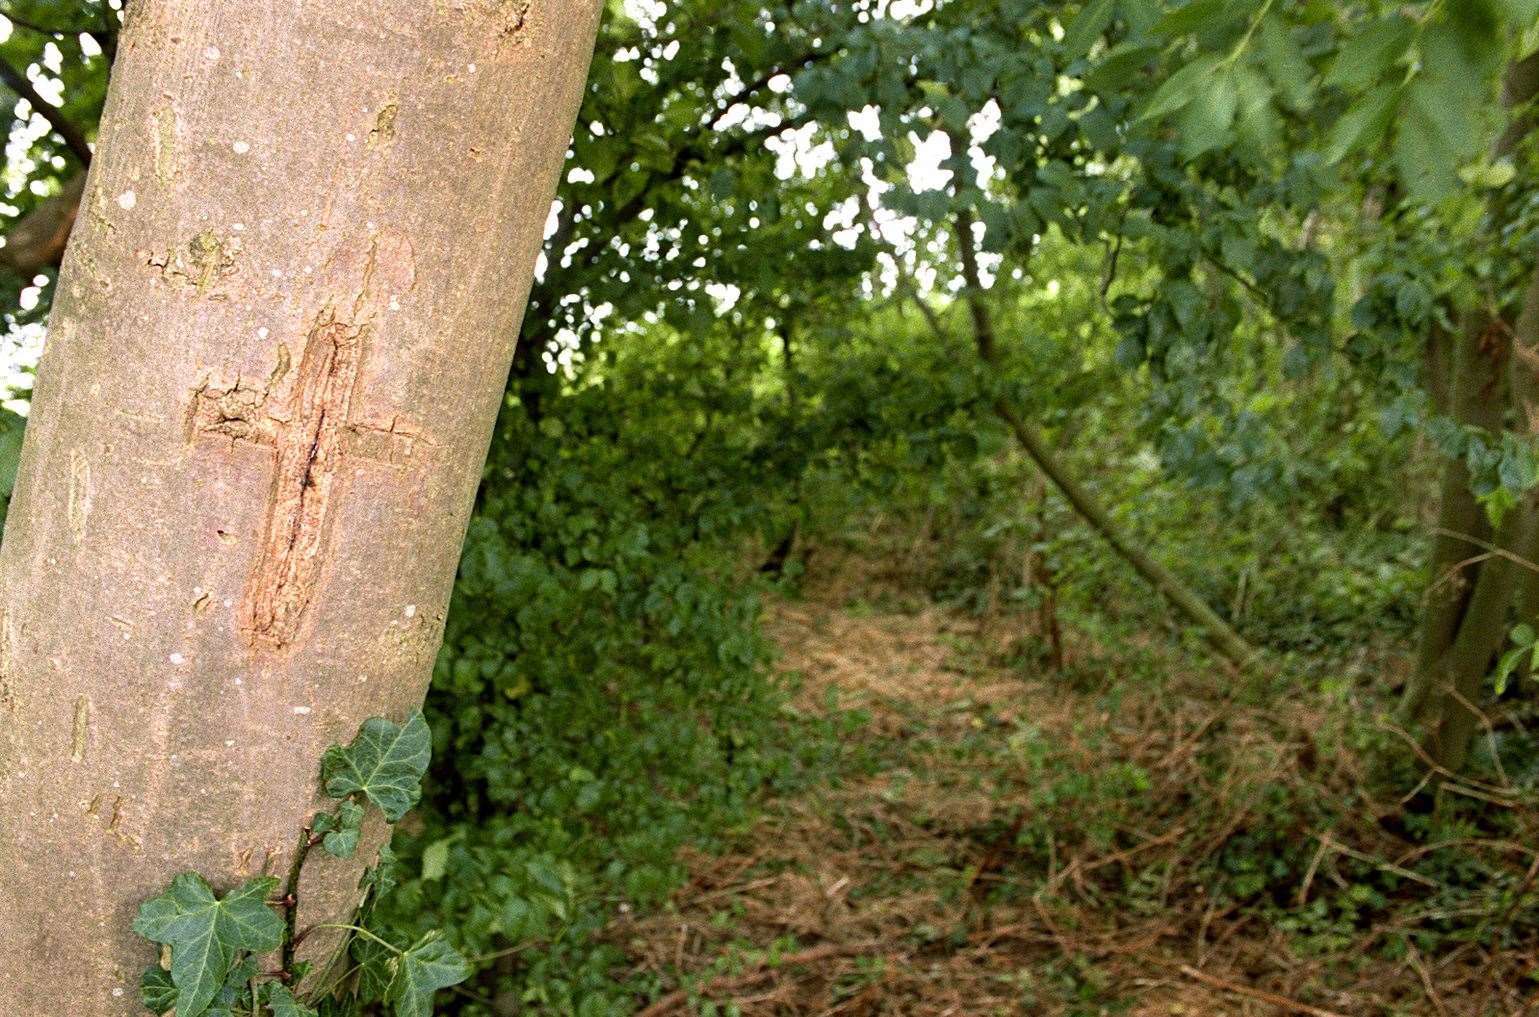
top-left (0, 408), bottom-right (25, 499)
top-left (132, 875), bottom-right (283, 1017)
top-left (321, 799), bottom-right (366, 859)
top-left (353, 936), bottom-right (396, 1005)
top-left (1118, 0), bottom-right (1160, 34)
top-left (141, 965), bottom-right (178, 1016)
top-left (1392, 19), bottom-right (1501, 202)
top-left (1499, 0), bottom-right (1539, 23)
top-left (1140, 53), bottom-right (1225, 121)
top-left (1323, 16), bottom-right (1415, 91)
top-left (1258, 16), bottom-right (1313, 109)
top-left (1234, 64), bottom-right (1281, 153)
top-left (1063, 0), bottom-right (1116, 59)
top-left (1395, 79), bottom-right (1472, 203)
top-left (362, 843), bottom-right (401, 901)
top-left (1322, 83), bottom-right (1398, 164)
top-left (266, 983), bottom-right (320, 1017)
top-left (386, 932), bottom-right (472, 1017)
top-left (322, 712), bottom-right (432, 822)
top-left (1175, 67), bottom-right (1239, 157)
top-left (1083, 42), bottom-right (1161, 93)
top-left (1496, 646), bottom-right (1525, 695)
top-left (1154, 0), bottom-right (1246, 37)
top-left (421, 833), bottom-right (461, 882)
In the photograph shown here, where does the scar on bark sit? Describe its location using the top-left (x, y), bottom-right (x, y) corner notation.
top-left (503, 0), bottom-right (532, 35)
top-left (472, 0), bottom-right (531, 38)
top-left (240, 312), bottom-right (364, 649)
top-left (147, 230), bottom-right (239, 294)
top-left (71, 695), bottom-right (90, 762)
top-left (188, 316), bottom-right (424, 649)
top-left (368, 102), bottom-right (399, 149)
top-left (187, 231), bottom-right (419, 649)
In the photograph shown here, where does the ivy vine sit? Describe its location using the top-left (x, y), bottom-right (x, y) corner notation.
top-left (133, 712), bottom-right (468, 1017)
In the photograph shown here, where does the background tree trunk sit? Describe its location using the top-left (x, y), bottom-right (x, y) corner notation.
top-left (1402, 53), bottom-right (1539, 766)
top-left (0, 2), bottom-right (600, 1013)
top-left (1417, 268), bottom-right (1539, 773)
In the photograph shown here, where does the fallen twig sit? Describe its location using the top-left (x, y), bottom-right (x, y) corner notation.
top-left (1179, 965), bottom-right (1350, 1017)
top-left (635, 941), bottom-right (884, 1017)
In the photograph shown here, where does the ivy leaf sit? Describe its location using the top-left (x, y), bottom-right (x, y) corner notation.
top-left (211, 956), bottom-right (261, 1016)
top-left (132, 875), bottom-right (283, 1017)
top-left (265, 983), bottom-right (320, 1017)
top-left (352, 936), bottom-right (396, 1004)
top-left (386, 932), bottom-right (472, 1017)
top-left (322, 712), bottom-right (432, 822)
top-left (321, 799), bottom-right (366, 859)
top-left (362, 843), bottom-right (401, 901)
top-left (141, 965), bottom-right (178, 1015)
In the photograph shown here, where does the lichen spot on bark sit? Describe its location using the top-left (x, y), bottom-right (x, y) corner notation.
top-left (67, 448), bottom-right (92, 544)
top-left (368, 102), bottom-right (399, 149)
top-left (151, 104), bottom-right (179, 187)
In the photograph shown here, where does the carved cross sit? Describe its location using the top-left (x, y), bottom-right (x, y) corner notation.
top-left (188, 310), bottom-right (423, 649)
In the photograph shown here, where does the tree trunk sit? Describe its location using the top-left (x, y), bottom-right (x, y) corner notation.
top-left (1402, 53), bottom-right (1539, 743)
top-left (0, 3), bottom-right (600, 1014)
top-left (948, 210), bottom-right (1261, 671)
top-left (1418, 267), bottom-right (1539, 773)
top-left (1402, 311), bottom-right (1509, 720)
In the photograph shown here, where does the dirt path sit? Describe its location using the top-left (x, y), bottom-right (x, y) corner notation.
top-left (606, 552), bottom-right (1521, 1016)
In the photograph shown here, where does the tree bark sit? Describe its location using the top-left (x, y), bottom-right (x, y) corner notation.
top-left (1402, 311), bottom-right (1508, 720)
top-left (1418, 266), bottom-right (1539, 773)
top-left (948, 210), bottom-right (1261, 671)
top-left (1402, 53), bottom-right (1539, 740)
top-left (0, 3), bottom-right (600, 1014)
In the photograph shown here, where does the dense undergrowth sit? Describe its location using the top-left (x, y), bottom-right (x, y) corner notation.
top-left (355, 293), bottom-right (1539, 1014)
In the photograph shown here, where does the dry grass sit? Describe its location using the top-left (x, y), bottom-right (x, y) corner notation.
top-left (608, 547), bottom-right (1539, 1016)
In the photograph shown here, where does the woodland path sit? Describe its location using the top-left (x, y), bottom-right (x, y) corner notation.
top-left (603, 548), bottom-right (1487, 1017)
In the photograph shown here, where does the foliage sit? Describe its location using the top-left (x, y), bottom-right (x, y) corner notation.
top-left (133, 715), bottom-right (468, 1017)
top-left (5, 0), bottom-right (1539, 1013)
top-left (134, 875), bottom-right (283, 1017)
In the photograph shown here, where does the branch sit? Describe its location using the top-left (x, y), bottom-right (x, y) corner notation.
top-left (1179, 965), bottom-right (1349, 1017)
top-left (0, 52), bottom-right (90, 164)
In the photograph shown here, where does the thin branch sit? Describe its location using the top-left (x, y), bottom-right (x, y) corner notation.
top-left (0, 4), bottom-right (107, 39)
top-left (1179, 965), bottom-right (1350, 1017)
top-left (0, 51), bottom-right (90, 164)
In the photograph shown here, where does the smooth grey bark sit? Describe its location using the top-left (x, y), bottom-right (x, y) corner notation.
top-left (0, 2), bottom-right (600, 1014)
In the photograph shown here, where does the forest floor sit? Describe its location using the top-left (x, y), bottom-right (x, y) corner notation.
top-left (604, 545), bottom-right (1539, 1016)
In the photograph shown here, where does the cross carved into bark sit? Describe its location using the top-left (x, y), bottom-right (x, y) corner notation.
top-left (188, 310), bottom-right (424, 649)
